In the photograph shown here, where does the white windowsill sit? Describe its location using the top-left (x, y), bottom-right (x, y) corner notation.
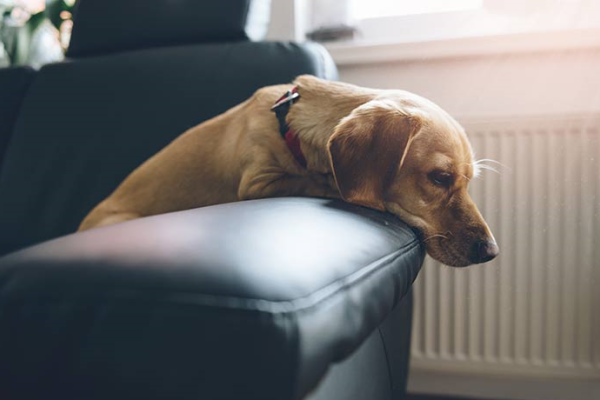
top-left (319, 2), bottom-right (600, 66)
top-left (324, 27), bottom-right (600, 66)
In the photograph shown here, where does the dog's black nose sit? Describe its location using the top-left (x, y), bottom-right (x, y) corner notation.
top-left (471, 240), bottom-right (499, 264)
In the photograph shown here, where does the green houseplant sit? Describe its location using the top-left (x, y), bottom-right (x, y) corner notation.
top-left (0, 0), bottom-right (74, 67)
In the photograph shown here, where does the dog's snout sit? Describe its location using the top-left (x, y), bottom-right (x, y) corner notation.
top-left (471, 240), bottom-right (499, 264)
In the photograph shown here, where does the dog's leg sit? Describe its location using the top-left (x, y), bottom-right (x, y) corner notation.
top-left (238, 169), bottom-right (339, 200)
top-left (78, 210), bottom-right (141, 231)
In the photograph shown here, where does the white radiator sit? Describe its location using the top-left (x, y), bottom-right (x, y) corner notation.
top-left (409, 115), bottom-right (600, 397)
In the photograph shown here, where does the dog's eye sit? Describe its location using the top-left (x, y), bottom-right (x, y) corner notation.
top-left (428, 171), bottom-right (454, 188)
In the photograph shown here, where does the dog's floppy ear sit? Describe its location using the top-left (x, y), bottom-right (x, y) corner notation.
top-left (327, 100), bottom-right (423, 211)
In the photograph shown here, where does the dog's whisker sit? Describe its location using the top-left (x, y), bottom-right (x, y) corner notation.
top-left (472, 158), bottom-right (509, 177)
top-left (474, 158), bottom-right (504, 166)
top-left (477, 163), bottom-right (500, 174)
top-left (475, 158), bottom-right (509, 171)
top-left (423, 233), bottom-right (449, 242)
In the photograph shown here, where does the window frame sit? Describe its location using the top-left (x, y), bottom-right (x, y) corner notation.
top-left (320, 0), bottom-right (600, 65)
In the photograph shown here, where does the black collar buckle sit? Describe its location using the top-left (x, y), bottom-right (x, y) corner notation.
top-left (271, 88), bottom-right (300, 138)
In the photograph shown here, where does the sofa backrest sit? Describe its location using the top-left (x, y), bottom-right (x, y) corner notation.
top-left (0, 66), bottom-right (35, 167)
top-left (67, 0), bottom-right (273, 57)
top-left (0, 0), bottom-right (337, 255)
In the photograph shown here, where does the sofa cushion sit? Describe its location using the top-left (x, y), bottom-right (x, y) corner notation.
top-left (0, 41), bottom-right (337, 256)
top-left (67, 0), bottom-right (272, 57)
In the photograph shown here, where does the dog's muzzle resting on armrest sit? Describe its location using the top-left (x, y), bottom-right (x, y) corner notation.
top-left (79, 75), bottom-right (498, 267)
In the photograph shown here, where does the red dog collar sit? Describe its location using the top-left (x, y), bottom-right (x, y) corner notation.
top-left (271, 87), bottom-right (307, 168)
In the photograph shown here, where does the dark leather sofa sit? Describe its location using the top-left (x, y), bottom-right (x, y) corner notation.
top-left (0, 1), bottom-right (425, 399)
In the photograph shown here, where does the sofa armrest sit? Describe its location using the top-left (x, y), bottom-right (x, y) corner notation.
top-left (0, 198), bottom-right (424, 400)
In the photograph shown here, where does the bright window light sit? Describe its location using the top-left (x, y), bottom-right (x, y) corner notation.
top-left (353, 0), bottom-right (483, 20)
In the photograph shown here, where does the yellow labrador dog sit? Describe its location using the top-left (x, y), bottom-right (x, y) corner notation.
top-left (80, 75), bottom-right (498, 267)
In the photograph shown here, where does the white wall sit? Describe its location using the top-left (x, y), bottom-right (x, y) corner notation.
top-left (265, 0), bottom-right (310, 41)
top-left (266, 1), bottom-right (600, 120)
top-left (336, 49), bottom-right (600, 120)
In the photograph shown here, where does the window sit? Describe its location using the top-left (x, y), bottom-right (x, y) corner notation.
top-left (323, 0), bottom-right (600, 65)
top-left (347, 0), bottom-right (599, 43)
top-left (353, 0), bottom-right (483, 20)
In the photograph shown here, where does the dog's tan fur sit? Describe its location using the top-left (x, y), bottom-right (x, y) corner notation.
top-left (79, 75), bottom-right (498, 267)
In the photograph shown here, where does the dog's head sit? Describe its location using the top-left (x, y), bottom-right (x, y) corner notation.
top-left (327, 95), bottom-right (498, 267)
